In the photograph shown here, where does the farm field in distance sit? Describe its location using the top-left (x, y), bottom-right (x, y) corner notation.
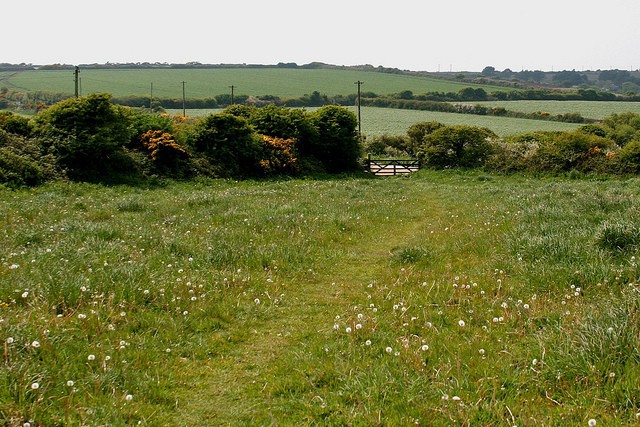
top-left (2, 171), bottom-right (639, 425)
top-left (0, 68), bottom-right (512, 99)
top-left (467, 100), bottom-right (640, 120)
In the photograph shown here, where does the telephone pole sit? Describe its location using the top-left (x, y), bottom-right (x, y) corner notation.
top-left (354, 80), bottom-right (363, 141)
top-left (182, 81), bottom-right (186, 116)
top-left (150, 82), bottom-right (153, 112)
top-left (74, 66), bottom-right (80, 98)
top-left (229, 85), bottom-right (235, 105)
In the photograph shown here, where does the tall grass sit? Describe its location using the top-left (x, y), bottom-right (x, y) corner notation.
top-left (1, 172), bottom-right (640, 425)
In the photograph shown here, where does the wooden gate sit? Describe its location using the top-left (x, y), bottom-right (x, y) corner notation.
top-left (367, 155), bottom-right (420, 176)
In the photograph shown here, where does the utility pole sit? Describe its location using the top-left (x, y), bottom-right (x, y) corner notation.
top-left (354, 80), bottom-right (363, 141)
top-left (74, 66), bottom-right (80, 98)
top-left (229, 85), bottom-right (235, 105)
top-left (182, 81), bottom-right (186, 116)
top-left (150, 82), bottom-right (153, 112)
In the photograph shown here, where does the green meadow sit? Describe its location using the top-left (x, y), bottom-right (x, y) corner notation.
top-left (469, 100), bottom-right (640, 120)
top-left (2, 171), bottom-right (639, 426)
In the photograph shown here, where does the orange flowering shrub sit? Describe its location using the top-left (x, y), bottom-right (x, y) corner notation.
top-left (259, 135), bottom-right (300, 175)
top-left (139, 130), bottom-right (190, 166)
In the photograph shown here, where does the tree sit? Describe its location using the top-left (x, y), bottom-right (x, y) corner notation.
top-left (481, 66), bottom-right (496, 77)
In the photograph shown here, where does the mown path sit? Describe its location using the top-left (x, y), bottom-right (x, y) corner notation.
top-left (172, 185), bottom-right (442, 425)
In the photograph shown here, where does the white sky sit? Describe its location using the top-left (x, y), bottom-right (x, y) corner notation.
top-left (4, 0), bottom-right (640, 72)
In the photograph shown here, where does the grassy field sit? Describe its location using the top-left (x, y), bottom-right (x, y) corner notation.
top-left (168, 106), bottom-right (582, 137)
top-left (1, 171), bottom-right (640, 426)
top-left (1, 68), bottom-right (511, 99)
top-left (466, 100), bottom-right (640, 120)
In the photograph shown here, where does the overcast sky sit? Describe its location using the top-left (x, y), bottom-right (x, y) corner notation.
top-left (4, 0), bottom-right (639, 72)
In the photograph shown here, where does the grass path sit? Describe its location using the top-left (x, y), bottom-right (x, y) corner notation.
top-left (172, 178), bottom-right (445, 424)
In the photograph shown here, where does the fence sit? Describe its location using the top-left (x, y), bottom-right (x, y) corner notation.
top-left (367, 155), bottom-right (420, 176)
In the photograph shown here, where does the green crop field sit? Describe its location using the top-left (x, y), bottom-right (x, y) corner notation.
top-left (1, 68), bottom-right (511, 99)
top-left (467, 100), bottom-right (640, 120)
top-left (2, 171), bottom-right (639, 425)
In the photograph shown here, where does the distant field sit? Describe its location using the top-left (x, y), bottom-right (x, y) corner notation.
top-left (1, 68), bottom-right (512, 99)
top-left (168, 106), bottom-right (581, 137)
top-left (467, 100), bottom-right (640, 120)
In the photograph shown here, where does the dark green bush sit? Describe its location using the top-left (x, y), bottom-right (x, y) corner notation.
top-left (418, 125), bottom-right (496, 169)
top-left (406, 121), bottom-right (444, 157)
top-left (306, 105), bottom-right (361, 172)
top-left (527, 131), bottom-right (617, 173)
top-left (189, 113), bottom-right (262, 177)
top-left (0, 129), bottom-right (60, 187)
top-left (33, 93), bottom-right (133, 181)
top-left (0, 111), bottom-right (32, 136)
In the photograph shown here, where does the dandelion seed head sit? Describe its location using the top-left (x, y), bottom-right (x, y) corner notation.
top-left (88, 354), bottom-right (95, 361)
top-left (345, 327), bottom-right (352, 333)
top-left (6, 337), bottom-right (14, 344)
top-left (365, 340), bottom-right (371, 346)
top-left (66, 380), bottom-right (74, 387)
top-left (588, 419), bottom-right (597, 427)
top-left (31, 382), bottom-right (39, 390)
top-left (125, 394), bottom-right (133, 401)
top-left (421, 344), bottom-right (429, 351)
top-left (458, 319), bottom-right (466, 327)
top-left (31, 341), bottom-right (40, 348)
top-left (385, 346), bottom-right (393, 354)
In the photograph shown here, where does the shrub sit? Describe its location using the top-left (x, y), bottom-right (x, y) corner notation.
top-left (418, 125), bottom-right (496, 169)
top-left (406, 121), bottom-right (444, 157)
top-left (364, 134), bottom-right (410, 157)
top-left (189, 113), bottom-right (262, 177)
top-left (258, 135), bottom-right (300, 176)
top-left (0, 111), bottom-right (32, 136)
top-left (248, 104), bottom-right (317, 143)
top-left (138, 130), bottom-right (191, 176)
top-left (306, 105), bottom-right (361, 172)
top-left (33, 93), bottom-right (133, 181)
top-left (616, 140), bottom-right (640, 173)
top-left (0, 129), bottom-right (60, 187)
top-left (527, 131), bottom-right (617, 173)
